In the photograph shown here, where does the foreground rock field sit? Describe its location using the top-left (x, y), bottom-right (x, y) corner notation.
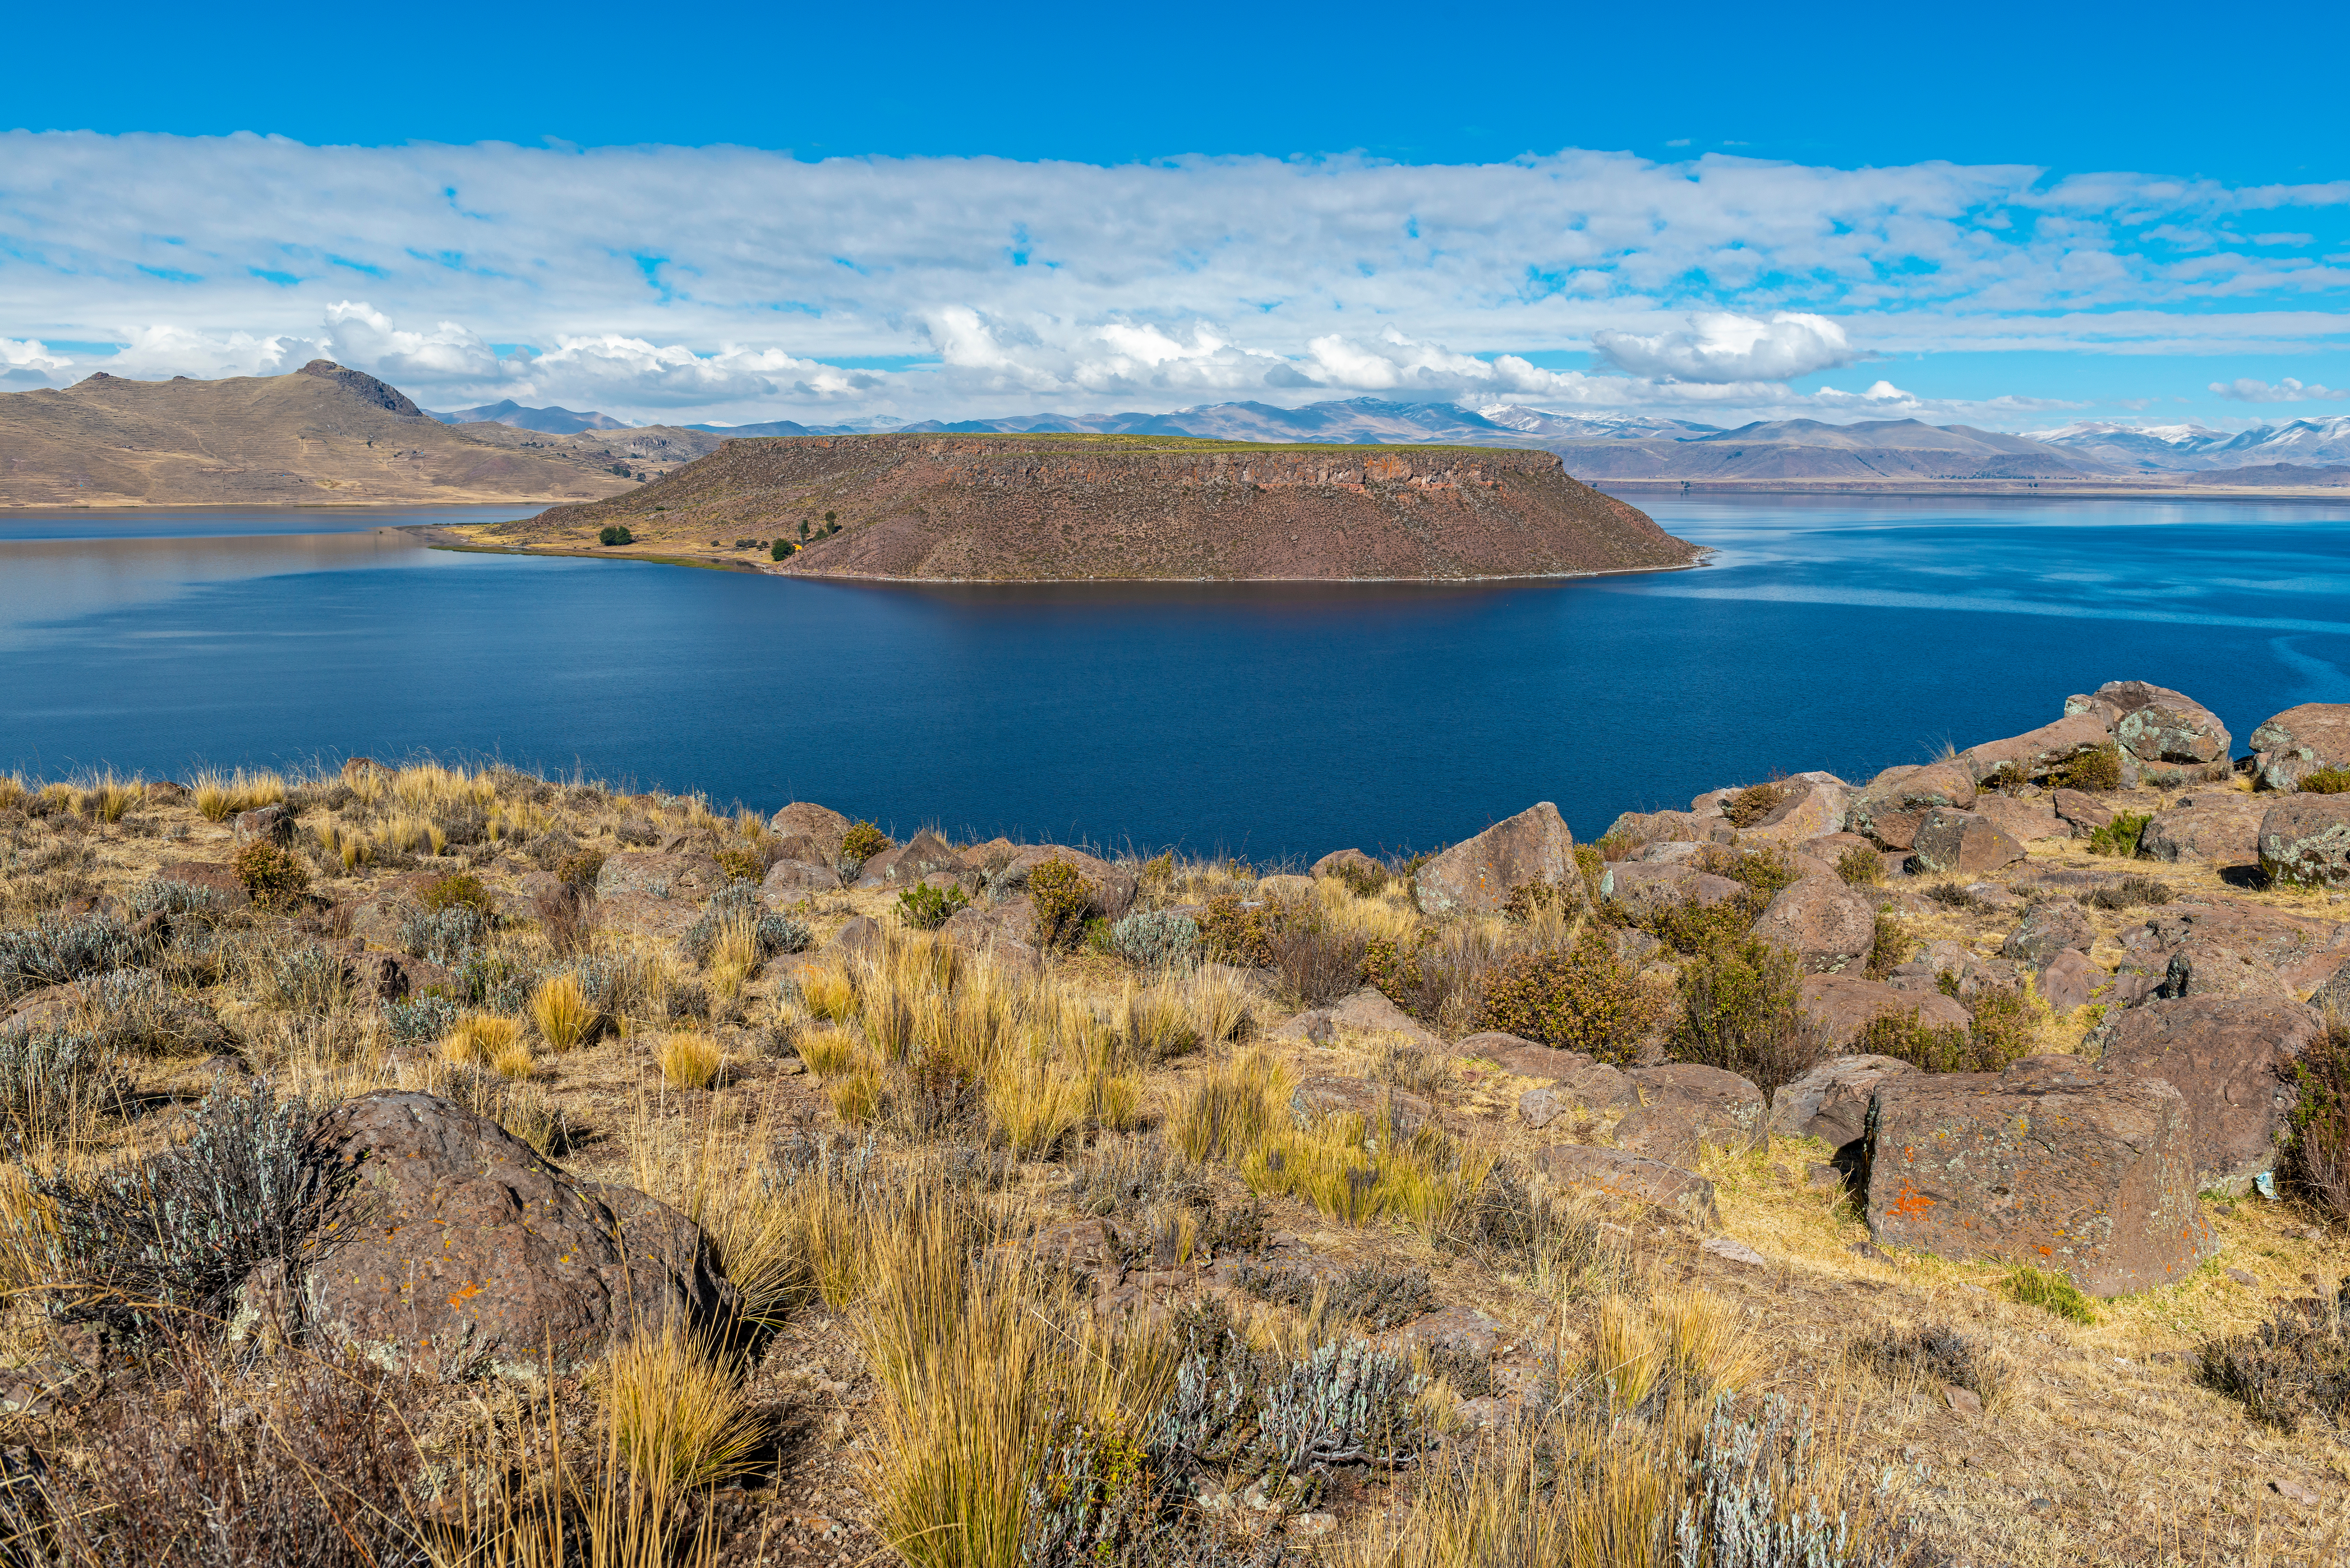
top-left (3, 679), bottom-right (2349, 1566)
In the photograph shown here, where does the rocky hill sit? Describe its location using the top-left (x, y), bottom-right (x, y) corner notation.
top-left (506, 433), bottom-right (1701, 580)
top-left (0, 363), bottom-right (657, 507)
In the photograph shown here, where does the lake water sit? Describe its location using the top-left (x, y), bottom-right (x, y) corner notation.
top-left (4, 496), bottom-right (2348, 859)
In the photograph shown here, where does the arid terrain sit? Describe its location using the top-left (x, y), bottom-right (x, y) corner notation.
top-left (0, 364), bottom-right (718, 507)
top-left (487, 434), bottom-right (1702, 581)
top-left (0, 681), bottom-right (2347, 1566)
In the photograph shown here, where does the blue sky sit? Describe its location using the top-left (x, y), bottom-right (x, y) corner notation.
top-left (4, 0), bottom-right (2348, 430)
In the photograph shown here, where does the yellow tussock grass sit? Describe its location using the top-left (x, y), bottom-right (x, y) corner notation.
top-left (602, 1323), bottom-right (762, 1511)
top-left (1168, 1048), bottom-right (1293, 1163)
top-left (656, 1032), bottom-right (722, 1090)
top-left (528, 973), bottom-right (597, 1053)
top-left (796, 1024), bottom-right (861, 1078)
top-left (442, 1012), bottom-right (522, 1067)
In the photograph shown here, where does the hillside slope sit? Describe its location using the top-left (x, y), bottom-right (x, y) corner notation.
top-left (0, 363), bottom-right (639, 506)
top-left (508, 433), bottom-right (1702, 581)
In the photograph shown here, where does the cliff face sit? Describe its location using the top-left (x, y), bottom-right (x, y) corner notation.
top-left (519, 434), bottom-right (1702, 581)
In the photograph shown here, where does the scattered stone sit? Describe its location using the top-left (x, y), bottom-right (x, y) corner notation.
top-left (1532, 1144), bottom-right (1719, 1226)
top-left (2226, 1268), bottom-right (2258, 1286)
top-left (2037, 948), bottom-right (2102, 1012)
top-left (2001, 901), bottom-right (2095, 969)
top-left (1943, 1385), bottom-right (1984, 1417)
top-left (2250, 702), bottom-right (2350, 792)
top-left (2155, 938), bottom-right (2291, 1001)
top-left (1701, 1235), bottom-right (1767, 1270)
top-left (1327, 986), bottom-right (1445, 1048)
top-left (1613, 1064), bottom-right (1765, 1164)
top-left (232, 803), bottom-right (293, 845)
top-left (1910, 807), bottom-right (2025, 876)
top-left (2092, 995), bottom-right (2325, 1195)
top-left (1414, 801), bottom-right (1580, 918)
top-left (2052, 788), bottom-right (2115, 834)
top-left (826, 915), bottom-right (883, 956)
top-left (2269, 1476), bottom-right (2322, 1508)
top-left (595, 852), bottom-right (729, 904)
top-left (1750, 876), bottom-right (1878, 974)
top-left (305, 1093), bottom-right (735, 1380)
top-left (154, 860), bottom-right (249, 907)
top-left (1864, 1057), bottom-right (2215, 1295)
top-left (852, 829), bottom-right (968, 891)
top-left (2258, 796), bottom-right (2350, 886)
top-left (2140, 797), bottom-right (2268, 866)
top-left (759, 855), bottom-right (842, 901)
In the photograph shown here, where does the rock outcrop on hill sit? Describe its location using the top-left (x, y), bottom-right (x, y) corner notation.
top-left (514, 434), bottom-right (1702, 581)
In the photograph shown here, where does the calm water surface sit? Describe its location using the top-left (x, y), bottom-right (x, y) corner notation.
top-left (3, 496), bottom-right (2347, 856)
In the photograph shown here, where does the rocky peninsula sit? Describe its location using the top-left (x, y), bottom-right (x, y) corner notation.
top-left (491, 432), bottom-right (1703, 580)
top-left (2, 684), bottom-right (2348, 1565)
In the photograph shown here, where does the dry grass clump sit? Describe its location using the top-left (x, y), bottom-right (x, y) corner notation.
top-left (603, 1323), bottom-right (763, 1508)
top-left (656, 1031), bottom-right (723, 1089)
top-left (441, 1011), bottom-right (522, 1068)
top-left (529, 972), bottom-right (598, 1052)
top-left (191, 766), bottom-right (289, 821)
top-left (1169, 1048), bottom-right (1292, 1163)
top-left (1584, 1287), bottom-right (1763, 1412)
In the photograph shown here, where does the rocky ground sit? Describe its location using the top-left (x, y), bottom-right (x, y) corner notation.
top-left (2, 682), bottom-right (2349, 1566)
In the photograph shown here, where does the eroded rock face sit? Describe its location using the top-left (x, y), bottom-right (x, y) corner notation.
top-left (2156, 938), bottom-right (2291, 1001)
top-left (1532, 1144), bottom-right (1718, 1226)
top-left (2038, 949), bottom-right (2103, 1012)
top-left (1414, 803), bottom-right (1578, 918)
top-left (1730, 774), bottom-right (1852, 846)
top-left (1750, 876), bottom-right (1878, 974)
top-left (2052, 789), bottom-right (2114, 834)
top-left (759, 856), bottom-right (842, 903)
top-left (2250, 703), bottom-right (2350, 792)
top-left (1864, 1058), bottom-right (2214, 1295)
top-left (2001, 901), bottom-right (2095, 969)
top-left (1910, 807), bottom-right (2024, 876)
top-left (1847, 762), bottom-right (1977, 851)
top-left (1600, 862), bottom-right (1741, 921)
top-left (1797, 973), bottom-right (1970, 1051)
top-left (2258, 797), bottom-right (2350, 887)
top-left (1770, 1054), bottom-right (1917, 1149)
top-left (2092, 996), bottom-right (2325, 1195)
top-left (2093, 681), bottom-right (2232, 777)
top-left (595, 852), bottom-right (728, 904)
top-left (306, 1093), bottom-right (736, 1380)
top-left (1964, 713), bottom-right (2113, 785)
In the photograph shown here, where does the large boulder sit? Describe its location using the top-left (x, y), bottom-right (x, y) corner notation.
top-left (1749, 876), bottom-right (1878, 974)
top-left (2092, 996), bottom-right (2326, 1195)
top-left (1728, 773), bottom-right (1853, 845)
top-left (1771, 1053), bottom-right (1917, 1149)
top-left (2000, 901), bottom-right (2095, 969)
top-left (1414, 803), bottom-right (1579, 918)
top-left (1611, 1064), bottom-right (1766, 1165)
top-left (1599, 862), bottom-right (1742, 921)
top-left (1970, 794), bottom-right (2064, 845)
top-left (1846, 761), bottom-right (1977, 851)
top-left (595, 852), bottom-right (729, 904)
top-left (2258, 797), bottom-right (2350, 887)
top-left (853, 829), bottom-right (970, 891)
top-left (305, 1093), bottom-right (736, 1380)
top-left (2085, 681), bottom-right (2231, 781)
top-left (2250, 703), bottom-right (2350, 793)
top-left (1532, 1144), bottom-right (1718, 1227)
top-left (1864, 1057), bottom-right (2215, 1295)
top-left (2154, 937), bottom-right (2291, 1001)
top-left (2051, 789), bottom-right (2114, 835)
top-left (759, 855), bottom-right (842, 903)
top-left (1964, 713), bottom-right (2113, 786)
top-left (1797, 973), bottom-right (1971, 1050)
top-left (766, 802), bottom-right (851, 860)
top-left (2037, 948), bottom-right (2104, 1012)
top-left (1312, 848), bottom-right (1386, 883)
top-left (2140, 796), bottom-right (2268, 866)
top-left (1909, 807), bottom-right (2024, 876)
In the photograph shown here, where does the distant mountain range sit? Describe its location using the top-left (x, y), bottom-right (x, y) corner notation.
top-left (426, 399), bottom-right (633, 434)
top-left (2024, 417), bottom-right (2350, 472)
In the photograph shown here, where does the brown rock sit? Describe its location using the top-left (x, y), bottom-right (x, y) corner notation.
top-left (1910, 807), bottom-right (2024, 876)
top-left (1964, 713), bottom-right (2114, 785)
top-left (2251, 703), bottom-right (2350, 792)
top-left (1750, 876), bottom-right (1878, 974)
top-left (2093, 996), bottom-right (2326, 1194)
top-left (154, 860), bottom-right (250, 907)
top-left (1731, 774), bottom-right (1853, 846)
top-left (2037, 949), bottom-right (2102, 1011)
top-left (1599, 861), bottom-right (1742, 921)
top-left (758, 857), bottom-right (842, 902)
top-left (1291, 1074), bottom-right (1436, 1128)
top-left (1533, 1144), bottom-right (1718, 1226)
top-left (305, 1093), bottom-right (735, 1380)
top-left (1798, 973), bottom-right (1971, 1050)
top-left (1970, 794), bottom-right (2065, 845)
top-left (1864, 1057), bottom-right (2215, 1295)
top-left (2140, 796), bottom-right (2268, 865)
top-left (766, 802), bottom-right (851, 859)
top-left (2001, 901), bottom-right (2095, 968)
top-left (1326, 986), bottom-right (1444, 1048)
top-left (233, 803), bottom-right (293, 845)
top-left (1770, 1054), bottom-right (1918, 1147)
top-left (1414, 802), bottom-right (1579, 918)
top-left (349, 951), bottom-right (458, 1002)
top-left (2092, 681), bottom-right (2231, 776)
top-left (938, 903), bottom-right (1043, 969)
top-left (1847, 761), bottom-right (1978, 851)
top-left (594, 852), bottom-right (728, 905)
top-left (2052, 789), bottom-right (2115, 833)
top-left (1312, 848), bottom-right (1385, 882)
top-left (2259, 797), bottom-right (2350, 886)
top-left (1599, 808), bottom-right (1706, 853)
top-left (1612, 1064), bottom-right (1765, 1164)
top-left (852, 829), bottom-right (969, 891)
top-left (2156, 938), bottom-right (2290, 1001)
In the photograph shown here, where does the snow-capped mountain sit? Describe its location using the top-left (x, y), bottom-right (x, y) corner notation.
top-left (1468, 405), bottom-right (1719, 441)
top-left (2205, 416), bottom-right (2350, 468)
top-left (2027, 416), bottom-right (2350, 472)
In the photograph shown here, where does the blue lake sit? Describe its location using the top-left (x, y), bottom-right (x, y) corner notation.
top-left (3, 495), bottom-right (2348, 858)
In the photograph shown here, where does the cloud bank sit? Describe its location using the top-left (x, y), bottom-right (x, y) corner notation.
top-left (0, 133), bottom-right (2345, 425)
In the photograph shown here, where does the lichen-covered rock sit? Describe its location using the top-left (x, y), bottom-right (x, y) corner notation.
top-left (595, 852), bottom-right (728, 904)
top-left (1964, 713), bottom-right (2113, 785)
top-left (1599, 862), bottom-right (1742, 921)
top-left (1847, 761), bottom-right (1978, 851)
top-left (2258, 797), bottom-right (2350, 887)
top-left (1910, 807), bottom-right (2025, 876)
top-left (306, 1092), bottom-right (736, 1380)
top-left (2001, 901), bottom-right (2095, 969)
top-left (2250, 703), bottom-right (2350, 792)
top-left (1728, 774), bottom-right (1852, 845)
top-left (1532, 1144), bottom-right (1718, 1226)
top-left (1797, 973), bottom-right (1971, 1050)
top-left (2037, 948), bottom-right (2103, 1012)
top-left (759, 855), bottom-right (842, 902)
top-left (852, 829), bottom-right (968, 891)
top-left (1970, 794), bottom-right (2064, 844)
top-left (2091, 996), bottom-right (2325, 1195)
top-left (1312, 848), bottom-right (1386, 882)
top-left (1414, 802), bottom-right (1579, 918)
top-left (1612, 1064), bottom-right (1765, 1165)
top-left (1770, 1053), bottom-right (1917, 1148)
top-left (1749, 876), bottom-right (1877, 974)
top-left (766, 802), bottom-right (851, 860)
top-left (2140, 796), bottom-right (2268, 866)
top-left (2155, 937), bottom-right (2291, 1001)
top-left (2092, 681), bottom-right (2232, 781)
top-left (1864, 1057), bottom-right (2215, 1295)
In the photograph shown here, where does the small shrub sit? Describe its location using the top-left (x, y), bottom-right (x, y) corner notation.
top-left (457, 947), bottom-right (534, 1012)
top-left (1835, 845), bottom-right (1883, 886)
top-left (1330, 857), bottom-right (1391, 897)
top-left (896, 881), bottom-right (969, 930)
top-left (1194, 891), bottom-right (1272, 967)
top-left (1967, 986), bottom-right (2040, 1067)
top-left (1027, 856), bottom-right (1095, 950)
top-left (770, 538), bottom-right (795, 561)
top-left (2005, 1264), bottom-right (2098, 1324)
top-left (383, 993), bottom-right (457, 1047)
top-left (528, 972), bottom-right (598, 1052)
top-left (683, 884), bottom-right (809, 965)
top-left (126, 877), bottom-right (239, 924)
top-left (0, 912), bottom-right (141, 1003)
top-left (0, 1027), bottom-right (130, 1145)
top-left (420, 872), bottom-right (492, 916)
top-left (2285, 1021), bottom-right (2350, 1219)
top-left (231, 839), bottom-right (310, 908)
top-left (1854, 1007), bottom-right (1978, 1073)
top-left (838, 819), bottom-right (891, 869)
top-left (1864, 909), bottom-right (1916, 981)
top-left (397, 902), bottom-right (486, 966)
top-left (1725, 845), bottom-right (1801, 902)
top-left (713, 844), bottom-right (766, 882)
top-left (1720, 782), bottom-right (1786, 828)
top-left (1671, 936), bottom-right (1822, 1096)
top-left (1229, 1258), bottom-right (1436, 1330)
top-left (1111, 909), bottom-right (1198, 969)
top-left (2087, 811), bottom-right (2151, 858)
top-left (1478, 935), bottom-right (1665, 1066)
top-left (2300, 765), bottom-right (2350, 794)
top-left (598, 524), bottom-right (634, 545)
top-left (2055, 743), bottom-right (2124, 792)
top-left (2198, 1278), bottom-right (2350, 1432)
top-left (556, 847), bottom-right (607, 887)
top-left (1267, 922), bottom-right (1371, 1008)
top-left (1850, 1322), bottom-right (2007, 1405)
top-left (264, 945), bottom-right (351, 1014)
top-left (658, 1031), bottom-right (723, 1089)
top-left (533, 879), bottom-right (593, 955)
top-left (1922, 879), bottom-right (1989, 912)
top-left (1499, 879), bottom-right (1579, 924)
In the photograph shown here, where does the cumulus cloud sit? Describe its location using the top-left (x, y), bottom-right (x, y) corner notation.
top-left (1589, 312), bottom-right (1855, 382)
top-left (2, 132), bottom-right (2346, 424)
top-left (2210, 376), bottom-right (2350, 403)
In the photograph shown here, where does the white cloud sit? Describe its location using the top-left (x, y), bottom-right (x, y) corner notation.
top-left (1589, 312), bottom-right (1854, 382)
top-left (2210, 377), bottom-right (2350, 403)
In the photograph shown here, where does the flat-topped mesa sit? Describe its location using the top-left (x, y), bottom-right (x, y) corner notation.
top-left (519, 433), bottom-right (1704, 581)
